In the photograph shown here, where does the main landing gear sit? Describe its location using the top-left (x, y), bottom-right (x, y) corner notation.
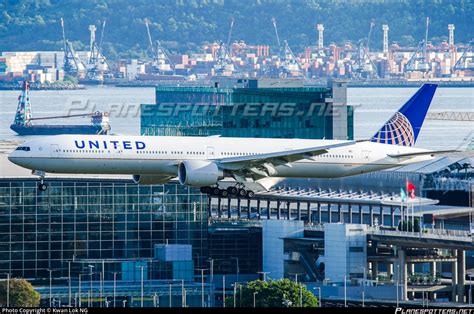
top-left (200, 185), bottom-right (255, 198)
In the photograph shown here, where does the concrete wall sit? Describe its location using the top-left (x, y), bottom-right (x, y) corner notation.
top-left (262, 220), bottom-right (304, 279)
top-left (324, 223), bottom-right (367, 282)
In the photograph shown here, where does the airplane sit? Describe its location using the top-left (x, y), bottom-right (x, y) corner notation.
top-left (8, 83), bottom-right (455, 197)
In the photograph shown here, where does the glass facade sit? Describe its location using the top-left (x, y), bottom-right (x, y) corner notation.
top-left (140, 85), bottom-right (354, 140)
top-left (0, 178), bottom-right (208, 282)
top-left (207, 222), bottom-right (262, 275)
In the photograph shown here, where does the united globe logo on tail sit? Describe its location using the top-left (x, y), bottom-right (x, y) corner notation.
top-left (371, 112), bottom-right (415, 146)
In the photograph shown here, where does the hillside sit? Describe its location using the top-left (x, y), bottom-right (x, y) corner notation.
top-left (0, 0), bottom-right (472, 59)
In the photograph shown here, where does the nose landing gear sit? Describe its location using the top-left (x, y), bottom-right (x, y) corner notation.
top-left (33, 170), bottom-right (48, 192)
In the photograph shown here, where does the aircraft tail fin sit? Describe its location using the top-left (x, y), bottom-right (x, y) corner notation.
top-left (371, 83), bottom-right (437, 147)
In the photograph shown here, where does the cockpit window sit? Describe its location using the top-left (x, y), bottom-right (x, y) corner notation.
top-left (15, 146), bottom-right (30, 151)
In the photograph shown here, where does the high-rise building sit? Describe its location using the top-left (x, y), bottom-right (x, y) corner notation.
top-left (140, 79), bottom-right (353, 140)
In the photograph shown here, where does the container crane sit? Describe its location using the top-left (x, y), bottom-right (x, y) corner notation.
top-left (85, 21), bottom-right (110, 83)
top-left (454, 41), bottom-right (474, 71)
top-left (406, 17), bottom-right (430, 73)
top-left (214, 17), bottom-right (235, 75)
top-left (271, 17), bottom-right (302, 78)
top-left (60, 18), bottom-right (85, 77)
top-left (144, 19), bottom-right (175, 74)
top-left (352, 20), bottom-right (378, 80)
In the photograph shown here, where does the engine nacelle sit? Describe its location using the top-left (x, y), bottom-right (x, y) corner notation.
top-left (178, 160), bottom-right (223, 187)
top-left (132, 174), bottom-right (173, 185)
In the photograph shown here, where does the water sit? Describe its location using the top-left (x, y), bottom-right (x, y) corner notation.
top-left (0, 86), bottom-right (472, 150)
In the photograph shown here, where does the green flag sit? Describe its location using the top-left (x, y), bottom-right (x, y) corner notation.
top-left (400, 188), bottom-right (407, 201)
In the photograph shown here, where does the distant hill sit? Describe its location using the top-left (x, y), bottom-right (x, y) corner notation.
top-left (0, 0), bottom-right (472, 60)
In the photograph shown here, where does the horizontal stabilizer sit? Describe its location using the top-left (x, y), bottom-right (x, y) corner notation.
top-left (387, 149), bottom-right (459, 159)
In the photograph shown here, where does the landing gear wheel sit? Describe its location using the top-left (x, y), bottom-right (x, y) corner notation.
top-left (200, 186), bottom-right (212, 194)
top-left (38, 183), bottom-right (48, 192)
top-left (227, 186), bottom-right (238, 195)
top-left (238, 188), bottom-right (247, 198)
top-left (219, 189), bottom-right (229, 197)
top-left (247, 190), bottom-right (255, 198)
top-left (212, 187), bottom-right (221, 196)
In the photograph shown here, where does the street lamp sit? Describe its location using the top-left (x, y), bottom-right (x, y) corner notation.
top-left (469, 273), bottom-right (474, 306)
top-left (257, 271), bottom-right (270, 282)
top-left (136, 265), bottom-right (145, 307)
top-left (230, 257), bottom-right (239, 283)
top-left (88, 265), bottom-right (94, 307)
top-left (332, 274), bottom-right (347, 307)
top-left (312, 287), bottom-right (322, 307)
top-left (5, 273), bottom-right (10, 308)
top-left (113, 272), bottom-right (119, 308)
top-left (196, 268), bottom-right (208, 307)
top-left (47, 269), bottom-right (53, 307)
top-left (253, 292), bottom-right (258, 308)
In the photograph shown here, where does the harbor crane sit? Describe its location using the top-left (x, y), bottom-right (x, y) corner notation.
top-left (406, 17), bottom-right (430, 73)
top-left (271, 17), bottom-right (302, 78)
top-left (60, 18), bottom-right (85, 77)
top-left (85, 21), bottom-right (110, 82)
top-left (214, 17), bottom-right (235, 75)
top-left (144, 19), bottom-right (175, 74)
top-left (352, 19), bottom-right (378, 80)
top-left (454, 40), bottom-right (474, 72)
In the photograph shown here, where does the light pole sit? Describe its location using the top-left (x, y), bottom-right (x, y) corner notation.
top-left (169, 283), bottom-right (172, 307)
top-left (181, 279), bottom-right (185, 307)
top-left (6, 273), bottom-right (10, 308)
top-left (113, 272), bottom-right (118, 308)
top-left (357, 266), bottom-right (366, 307)
top-left (222, 275), bottom-right (226, 308)
top-left (469, 274), bottom-right (473, 305)
top-left (253, 292), bottom-right (258, 308)
top-left (68, 261), bottom-right (72, 307)
top-left (257, 271), bottom-right (270, 282)
top-left (48, 269), bottom-right (53, 307)
top-left (196, 268), bottom-right (208, 307)
top-left (137, 265), bottom-right (144, 307)
top-left (396, 264), bottom-right (400, 308)
top-left (230, 257), bottom-right (239, 283)
top-left (88, 265), bottom-right (94, 307)
top-left (233, 283), bottom-right (237, 308)
top-left (313, 287), bottom-right (321, 307)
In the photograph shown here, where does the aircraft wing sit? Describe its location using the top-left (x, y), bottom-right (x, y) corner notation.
top-left (217, 141), bottom-right (355, 178)
top-left (387, 149), bottom-right (459, 159)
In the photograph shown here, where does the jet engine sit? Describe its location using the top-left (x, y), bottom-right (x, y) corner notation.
top-left (178, 160), bottom-right (223, 187)
top-left (132, 174), bottom-right (173, 185)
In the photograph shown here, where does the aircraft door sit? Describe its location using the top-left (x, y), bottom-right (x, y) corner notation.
top-left (361, 150), bottom-right (370, 161)
top-left (207, 146), bottom-right (215, 159)
top-left (50, 144), bottom-right (60, 157)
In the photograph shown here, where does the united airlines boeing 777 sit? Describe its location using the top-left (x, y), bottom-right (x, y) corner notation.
top-left (9, 84), bottom-right (453, 197)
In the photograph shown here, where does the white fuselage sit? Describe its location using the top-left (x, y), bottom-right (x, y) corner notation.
top-left (8, 134), bottom-right (433, 180)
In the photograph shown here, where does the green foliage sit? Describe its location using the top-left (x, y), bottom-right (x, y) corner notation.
top-left (224, 279), bottom-right (318, 308)
top-left (398, 217), bottom-right (420, 232)
top-left (0, 0), bottom-right (472, 58)
top-left (0, 278), bottom-right (41, 307)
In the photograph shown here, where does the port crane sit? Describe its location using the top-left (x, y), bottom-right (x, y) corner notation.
top-left (406, 17), bottom-right (431, 73)
top-left (271, 17), bottom-right (302, 78)
top-left (454, 41), bottom-right (474, 71)
top-left (352, 20), bottom-right (378, 80)
top-left (60, 18), bottom-right (86, 77)
top-left (144, 19), bottom-right (175, 74)
top-left (214, 17), bottom-right (236, 75)
top-left (85, 21), bottom-right (110, 82)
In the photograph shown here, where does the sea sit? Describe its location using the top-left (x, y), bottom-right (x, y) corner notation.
top-left (0, 85), bottom-right (472, 150)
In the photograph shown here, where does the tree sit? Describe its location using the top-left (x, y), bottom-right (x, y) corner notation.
top-left (225, 279), bottom-right (318, 308)
top-left (0, 278), bottom-right (41, 307)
